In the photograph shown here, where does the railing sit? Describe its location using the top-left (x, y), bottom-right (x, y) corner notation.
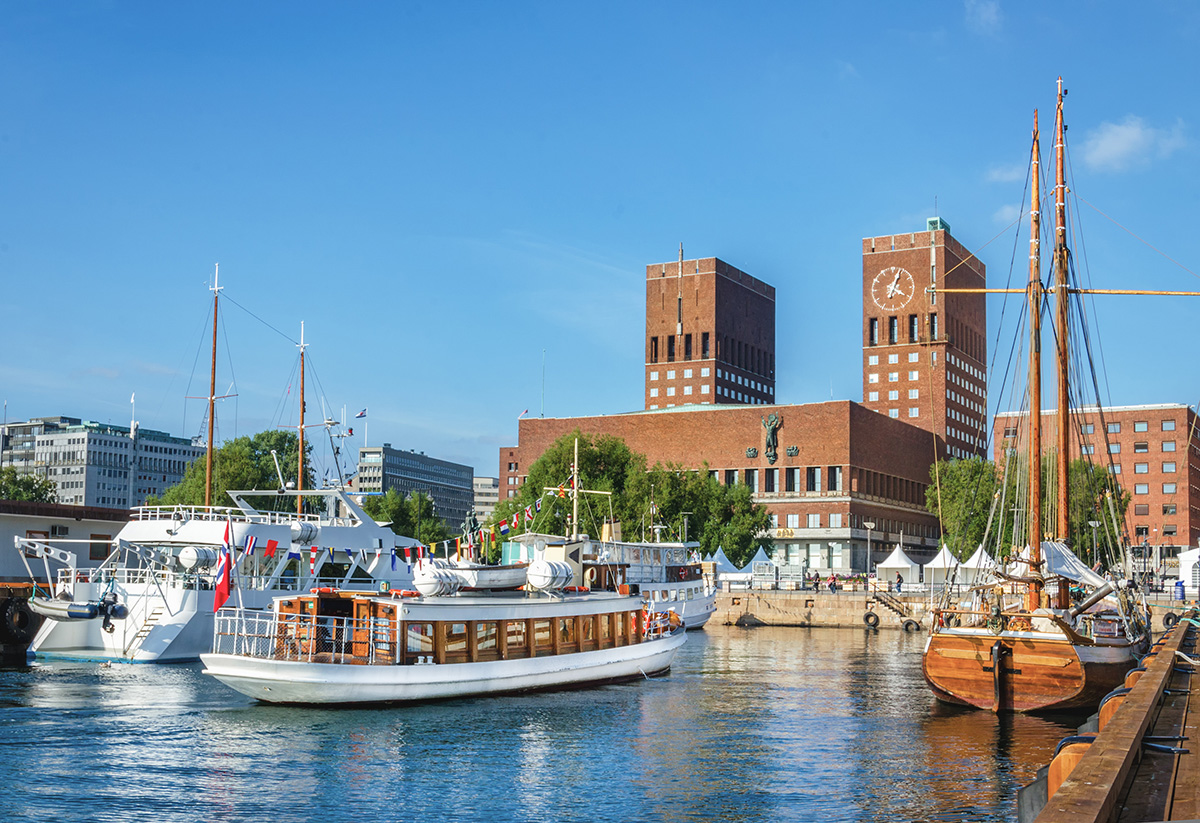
top-left (55, 565), bottom-right (359, 594)
top-left (214, 610), bottom-right (393, 665)
top-left (131, 504), bottom-right (325, 525)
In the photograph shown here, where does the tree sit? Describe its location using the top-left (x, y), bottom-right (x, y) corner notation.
top-left (149, 430), bottom-right (315, 511)
top-left (0, 467), bottom-right (58, 503)
top-left (925, 457), bottom-right (998, 560)
top-left (361, 488), bottom-right (450, 546)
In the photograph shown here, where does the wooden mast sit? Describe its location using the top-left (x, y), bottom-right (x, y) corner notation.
top-left (297, 321), bottom-right (306, 516)
top-left (205, 264), bottom-right (220, 508)
top-left (1054, 77), bottom-right (1071, 543)
top-left (1026, 111), bottom-right (1045, 614)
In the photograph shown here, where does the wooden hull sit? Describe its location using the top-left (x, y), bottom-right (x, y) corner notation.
top-left (922, 629), bottom-right (1140, 713)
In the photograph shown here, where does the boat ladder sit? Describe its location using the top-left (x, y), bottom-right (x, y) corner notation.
top-left (125, 606), bottom-right (165, 656)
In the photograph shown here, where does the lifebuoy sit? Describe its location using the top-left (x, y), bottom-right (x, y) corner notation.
top-left (563, 585), bottom-right (590, 592)
top-left (310, 586), bottom-right (336, 594)
top-left (902, 618), bottom-right (920, 633)
top-left (1162, 612), bottom-right (1180, 629)
top-left (389, 589), bottom-right (420, 598)
top-left (863, 611), bottom-right (880, 628)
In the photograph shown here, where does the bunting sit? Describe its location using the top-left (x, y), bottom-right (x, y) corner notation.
top-left (265, 538), bottom-right (279, 558)
top-left (310, 546), bottom-right (318, 576)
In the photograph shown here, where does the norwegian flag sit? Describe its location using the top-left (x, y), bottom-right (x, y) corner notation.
top-left (213, 519), bottom-right (232, 612)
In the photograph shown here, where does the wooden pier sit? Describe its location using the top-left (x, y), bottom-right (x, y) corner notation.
top-left (1027, 610), bottom-right (1198, 822)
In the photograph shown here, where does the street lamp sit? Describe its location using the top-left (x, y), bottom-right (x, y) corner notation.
top-left (864, 520), bottom-right (876, 583)
top-left (1088, 520), bottom-right (1100, 568)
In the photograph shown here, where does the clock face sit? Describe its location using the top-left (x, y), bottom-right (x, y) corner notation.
top-left (871, 266), bottom-right (915, 311)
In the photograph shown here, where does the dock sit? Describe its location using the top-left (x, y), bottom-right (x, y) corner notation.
top-left (1024, 609), bottom-right (1198, 822)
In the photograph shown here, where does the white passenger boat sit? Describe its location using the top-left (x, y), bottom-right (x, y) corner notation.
top-left (15, 488), bottom-right (418, 662)
top-left (201, 565), bottom-right (687, 705)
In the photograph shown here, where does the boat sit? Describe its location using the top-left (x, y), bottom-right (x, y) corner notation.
top-left (200, 561), bottom-right (687, 705)
top-left (921, 79), bottom-right (1151, 713)
top-left (15, 487), bottom-right (419, 662)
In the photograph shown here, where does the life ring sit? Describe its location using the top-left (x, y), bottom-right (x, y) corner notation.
top-left (310, 586), bottom-right (336, 594)
top-left (863, 611), bottom-right (880, 628)
top-left (1162, 612), bottom-right (1180, 629)
top-left (902, 618), bottom-right (921, 633)
top-left (563, 585), bottom-right (590, 593)
top-left (678, 566), bottom-right (688, 582)
top-left (389, 589), bottom-right (420, 598)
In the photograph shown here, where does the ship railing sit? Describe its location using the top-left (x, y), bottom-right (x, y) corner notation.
top-left (213, 609), bottom-right (396, 665)
top-left (132, 504), bottom-right (323, 525)
top-left (642, 609), bottom-right (679, 639)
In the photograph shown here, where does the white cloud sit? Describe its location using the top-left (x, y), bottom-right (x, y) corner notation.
top-left (986, 163), bottom-right (1025, 183)
top-left (836, 60), bottom-right (859, 80)
top-left (964, 0), bottom-right (1002, 35)
top-left (1081, 116), bottom-right (1186, 172)
top-left (993, 203), bottom-right (1021, 226)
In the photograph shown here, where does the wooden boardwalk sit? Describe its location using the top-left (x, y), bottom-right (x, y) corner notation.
top-left (1032, 611), bottom-right (1198, 822)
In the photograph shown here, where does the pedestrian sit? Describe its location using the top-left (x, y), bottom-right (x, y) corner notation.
top-left (895, 571), bottom-right (903, 593)
top-left (827, 574), bottom-right (837, 593)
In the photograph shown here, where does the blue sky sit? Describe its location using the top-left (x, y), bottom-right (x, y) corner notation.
top-left (3, 2), bottom-right (1199, 479)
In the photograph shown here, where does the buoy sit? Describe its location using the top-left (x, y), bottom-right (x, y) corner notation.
top-left (1098, 687), bottom-right (1132, 731)
top-left (863, 611), bottom-right (880, 628)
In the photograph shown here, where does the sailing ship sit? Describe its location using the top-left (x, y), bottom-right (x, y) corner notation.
top-left (17, 271), bottom-right (419, 662)
top-left (921, 80), bottom-right (1152, 713)
top-left (200, 573), bottom-right (686, 705)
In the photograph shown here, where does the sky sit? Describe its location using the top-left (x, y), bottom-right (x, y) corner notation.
top-left (3, 1), bottom-right (1200, 480)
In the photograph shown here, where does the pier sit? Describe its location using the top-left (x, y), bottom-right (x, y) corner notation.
top-left (1025, 609), bottom-right (1198, 822)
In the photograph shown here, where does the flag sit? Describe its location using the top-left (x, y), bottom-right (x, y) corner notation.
top-left (499, 519), bottom-right (510, 535)
top-left (374, 546), bottom-right (382, 564)
top-left (265, 538), bottom-right (279, 558)
top-left (310, 546), bottom-right (318, 576)
top-left (519, 409), bottom-right (529, 419)
top-left (556, 484), bottom-right (567, 499)
top-left (455, 537), bottom-right (461, 561)
top-left (241, 535), bottom-right (257, 562)
top-left (287, 547), bottom-right (301, 560)
top-left (525, 504), bottom-right (533, 522)
top-left (535, 498), bottom-right (542, 513)
top-left (391, 548), bottom-right (397, 571)
top-left (347, 427), bottom-right (353, 436)
top-left (355, 408), bottom-right (367, 418)
top-left (213, 519), bottom-right (232, 611)
top-left (403, 546), bottom-right (412, 564)
top-left (346, 547), bottom-right (356, 563)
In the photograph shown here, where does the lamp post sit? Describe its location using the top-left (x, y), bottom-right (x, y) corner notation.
top-left (864, 520), bottom-right (876, 582)
top-left (1088, 519), bottom-right (1100, 568)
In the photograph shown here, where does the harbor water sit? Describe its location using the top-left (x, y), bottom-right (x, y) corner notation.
top-left (0, 626), bottom-right (1080, 822)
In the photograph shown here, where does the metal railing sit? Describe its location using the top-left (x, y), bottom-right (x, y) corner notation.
top-left (214, 609), bottom-right (395, 665)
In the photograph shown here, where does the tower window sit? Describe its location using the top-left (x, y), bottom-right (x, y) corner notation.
top-left (684, 334), bottom-right (692, 361)
top-left (888, 317), bottom-right (898, 344)
top-left (869, 318), bottom-right (878, 346)
top-left (667, 337), bottom-right (675, 362)
top-left (702, 332), bottom-right (710, 358)
top-left (909, 314), bottom-right (918, 343)
top-left (930, 313), bottom-right (939, 341)
top-left (650, 337), bottom-right (658, 363)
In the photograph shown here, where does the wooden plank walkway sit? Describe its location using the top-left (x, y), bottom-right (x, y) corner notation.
top-left (1034, 612), bottom-right (1197, 823)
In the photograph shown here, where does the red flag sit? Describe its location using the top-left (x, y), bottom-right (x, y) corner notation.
top-left (264, 539), bottom-right (279, 558)
top-left (213, 519), bottom-right (232, 611)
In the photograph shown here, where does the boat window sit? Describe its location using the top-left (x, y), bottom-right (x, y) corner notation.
top-left (506, 620), bottom-right (528, 656)
top-left (445, 623), bottom-right (468, 657)
top-left (558, 617), bottom-right (576, 644)
top-left (581, 615), bottom-right (594, 643)
top-left (687, 589), bottom-right (694, 600)
top-left (406, 623), bottom-right (434, 654)
top-left (476, 622), bottom-right (498, 653)
top-left (670, 590), bottom-right (678, 601)
top-left (599, 613), bottom-right (612, 642)
top-left (533, 619), bottom-right (553, 651)
top-left (614, 612), bottom-right (625, 641)
top-left (660, 590), bottom-right (668, 601)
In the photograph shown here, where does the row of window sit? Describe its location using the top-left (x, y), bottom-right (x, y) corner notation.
top-left (884, 408), bottom-right (921, 419)
top-left (867, 389), bottom-right (921, 402)
top-left (868, 352), bottom-right (921, 366)
top-left (867, 370), bottom-right (920, 384)
top-left (648, 367), bottom-right (713, 381)
top-left (718, 465), bottom-right (844, 493)
top-left (867, 313), bottom-right (939, 346)
top-left (1132, 483), bottom-right (1178, 494)
top-left (781, 512), bottom-right (846, 529)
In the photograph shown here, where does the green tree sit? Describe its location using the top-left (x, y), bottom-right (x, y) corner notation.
top-left (361, 488), bottom-right (450, 546)
top-left (149, 430), bottom-right (315, 511)
top-left (0, 467), bottom-right (58, 503)
top-left (925, 457), bottom-right (998, 560)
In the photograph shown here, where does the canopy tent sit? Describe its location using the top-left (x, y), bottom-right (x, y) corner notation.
top-left (923, 544), bottom-right (961, 588)
top-left (876, 546), bottom-right (919, 583)
top-left (960, 545), bottom-right (998, 585)
top-left (739, 547), bottom-right (773, 574)
top-left (1178, 548), bottom-right (1199, 591)
top-left (709, 547), bottom-right (740, 575)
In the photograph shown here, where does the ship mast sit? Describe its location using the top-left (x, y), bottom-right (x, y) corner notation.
top-left (1053, 78), bottom-right (1070, 543)
top-left (1026, 111), bottom-right (1045, 613)
top-left (297, 321), bottom-right (306, 516)
top-left (205, 264), bottom-right (220, 508)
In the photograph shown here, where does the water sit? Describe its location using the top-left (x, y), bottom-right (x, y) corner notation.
top-left (0, 627), bottom-right (1081, 823)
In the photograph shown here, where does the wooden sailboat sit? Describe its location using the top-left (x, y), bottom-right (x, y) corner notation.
top-left (921, 80), bottom-right (1151, 713)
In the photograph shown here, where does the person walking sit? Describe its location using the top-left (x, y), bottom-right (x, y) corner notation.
top-left (895, 571), bottom-right (903, 593)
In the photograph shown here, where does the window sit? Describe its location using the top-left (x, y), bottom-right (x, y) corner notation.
top-left (889, 409), bottom-right (899, 418)
top-left (806, 467), bottom-right (821, 492)
top-left (908, 370), bottom-right (918, 380)
top-left (869, 318), bottom-right (878, 346)
top-left (700, 367), bottom-right (710, 377)
top-left (888, 353), bottom-right (899, 364)
top-left (764, 468), bottom-right (777, 493)
top-left (683, 386), bottom-right (692, 395)
top-left (1135, 525), bottom-right (1149, 539)
top-left (786, 513), bottom-right (800, 529)
top-left (930, 313), bottom-right (939, 340)
top-left (701, 385), bottom-right (710, 394)
top-left (667, 336), bottom-right (675, 362)
top-left (1134, 504), bottom-right (1149, 516)
top-left (888, 390), bottom-right (899, 400)
top-left (649, 370), bottom-right (658, 381)
top-left (666, 387), bottom-right (675, 396)
top-left (888, 316), bottom-right (898, 344)
top-left (683, 368), bottom-right (693, 378)
top-left (909, 314), bottom-right (918, 342)
top-left (1163, 462), bottom-right (1176, 473)
top-left (1003, 426), bottom-right (1017, 438)
top-left (807, 513), bottom-right (820, 528)
top-left (650, 337), bottom-right (658, 363)
top-left (1134, 442), bottom-right (1148, 453)
top-left (1162, 441), bottom-right (1176, 452)
top-left (1162, 419), bottom-right (1176, 431)
top-left (666, 369), bottom-right (676, 379)
top-left (701, 332), bottom-right (710, 358)
top-left (1107, 422), bottom-right (1121, 434)
top-left (649, 388), bottom-right (658, 397)
top-left (868, 373), bottom-right (879, 384)
top-left (1164, 503), bottom-right (1177, 515)
top-left (786, 468), bottom-right (799, 492)
top-left (744, 469), bottom-right (757, 491)
top-left (1080, 423), bottom-right (1094, 434)
top-left (888, 372), bottom-right (899, 382)
top-left (909, 407), bottom-right (920, 418)
top-left (868, 392), bottom-right (879, 402)
top-left (1134, 463), bottom-right (1148, 474)
top-left (1164, 525), bottom-right (1177, 537)
top-left (89, 533), bottom-right (112, 561)
top-left (1163, 483), bottom-right (1177, 494)
top-left (1135, 483), bottom-right (1149, 495)
top-left (1134, 421), bottom-right (1148, 432)
top-left (829, 513), bottom-right (843, 528)
top-left (1109, 443), bottom-right (1121, 454)
top-left (909, 353), bottom-right (919, 363)
top-left (827, 466), bottom-right (842, 492)
top-left (684, 334), bottom-right (692, 361)
top-left (1112, 465), bottom-right (1122, 474)
top-left (725, 470), bottom-right (736, 486)
top-left (868, 355), bottom-right (879, 365)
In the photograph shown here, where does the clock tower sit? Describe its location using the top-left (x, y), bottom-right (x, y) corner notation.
top-left (862, 218), bottom-right (988, 458)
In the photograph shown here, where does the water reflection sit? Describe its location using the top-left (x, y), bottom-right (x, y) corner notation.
top-left (0, 628), bottom-right (1078, 823)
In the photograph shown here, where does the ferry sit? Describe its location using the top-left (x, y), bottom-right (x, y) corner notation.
top-left (200, 559), bottom-right (687, 704)
top-left (16, 488), bottom-right (418, 662)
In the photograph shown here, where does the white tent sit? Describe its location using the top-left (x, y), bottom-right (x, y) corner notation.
top-left (923, 544), bottom-right (961, 589)
top-left (876, 546), bottom-right (920, 584)
top-left (739, 546), bottom-right (773, 574)
top-left (960, 545), bottom-right (998, 585)
top-left (1177, 548), bottom-right (1199, 594)
top-left (710, 547), bottom-right (739, 575)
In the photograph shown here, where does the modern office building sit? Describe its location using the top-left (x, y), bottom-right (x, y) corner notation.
top-left (356, 444), bottom-right (474, 531)
top-left (645, 253), bottom-right (775, 410)
top-left (1, 416), bottom-right (204, 509)
top-left (473, 476), bottom-right (499, 523)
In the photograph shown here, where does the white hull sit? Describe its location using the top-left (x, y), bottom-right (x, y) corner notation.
top-left (202, 629), bottom-right (686, 704)
top-left (644, 581), bottom-right (716, 630)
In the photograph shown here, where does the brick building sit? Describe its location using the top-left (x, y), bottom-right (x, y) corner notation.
top-left (861, 217), bottom-right (988, 458)
top-left (993, 403), bottom-right (1200, 554)
top-left (644, 252), bottom-right (775, 410)
top-left (500, 401), bottom-right (942, 573)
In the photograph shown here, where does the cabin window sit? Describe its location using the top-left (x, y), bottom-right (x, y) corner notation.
top-left (614, 611), bottom-right (626, 643)
top-left (557, 617), bottom-right (576, 646)
top-left (445, 623), bottom-right (469, 662)
top-left (599, 613), bottom-right (612, 643)
top-left (475, 622), bottom-right (498, 656)
top-left (406, 623), bottom-right (434, 655)
top-left (580, 615), bottom-right (595, 644)
top-left (533, 619), bottom-right (553, 652)
top-left (506, 620), bottom-right (528, 657)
